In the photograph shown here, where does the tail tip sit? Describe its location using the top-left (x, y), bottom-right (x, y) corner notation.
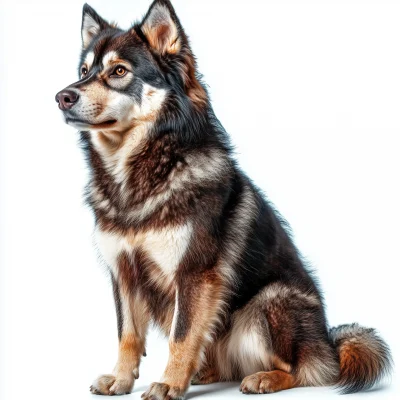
top-left (330, 323), bottom-right (393, 394)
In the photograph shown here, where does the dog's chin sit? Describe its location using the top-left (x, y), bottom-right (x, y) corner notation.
top-left (66, 117), bottom-right (117, 130)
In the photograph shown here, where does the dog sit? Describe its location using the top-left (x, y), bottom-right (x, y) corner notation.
top-left (55, 1), bottom-right (392, 398)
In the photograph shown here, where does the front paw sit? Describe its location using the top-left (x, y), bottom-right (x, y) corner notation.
top-left (141, 382), bottom-right (185, 400)
top-left (90, 374), bottom-right (134, 395)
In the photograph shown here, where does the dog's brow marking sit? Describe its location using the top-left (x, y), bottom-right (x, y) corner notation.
top-left (85, 51), bottom-right (95, 70)
top-left (102, 51), bottom-right (119, 68)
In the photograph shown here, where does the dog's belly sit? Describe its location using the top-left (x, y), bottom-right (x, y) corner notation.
top-left (94, 223), bottom-right (193, 283)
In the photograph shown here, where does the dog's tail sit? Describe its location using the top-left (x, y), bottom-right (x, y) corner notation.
top-left (329, 323), bottom-right (392, 394)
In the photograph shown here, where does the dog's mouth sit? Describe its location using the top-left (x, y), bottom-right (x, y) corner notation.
top-left (66, 117), bottom-right (117, 129)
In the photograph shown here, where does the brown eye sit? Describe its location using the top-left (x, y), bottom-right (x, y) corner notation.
top-left (81, 67), bottom-right (88, 78)
top-left (114, 66), bottom-right (126, 77)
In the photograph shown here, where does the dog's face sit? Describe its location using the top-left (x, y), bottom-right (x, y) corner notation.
top-left (56, 1), bottom-right (205, 136)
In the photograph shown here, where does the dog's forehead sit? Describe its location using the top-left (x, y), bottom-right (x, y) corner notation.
top-left (90, 31), bottom-right (143, 65)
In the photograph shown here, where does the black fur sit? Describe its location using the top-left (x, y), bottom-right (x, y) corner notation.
top-left (57, 1), bottom-right (393, 397)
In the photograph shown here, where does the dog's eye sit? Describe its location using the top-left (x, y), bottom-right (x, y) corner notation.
top-left (113, 66), bottom-right (127, 77)
top-left (81, 67), bottom-right (88, 78)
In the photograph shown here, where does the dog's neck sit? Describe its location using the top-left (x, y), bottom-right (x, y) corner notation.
top-left (89, 122), bottom-right (152, 185)
top-left (84, 123), bottom-right (185, 228)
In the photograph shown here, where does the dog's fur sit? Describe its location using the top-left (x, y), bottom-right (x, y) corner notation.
top-left (56, 1), bottom-right (392, 398)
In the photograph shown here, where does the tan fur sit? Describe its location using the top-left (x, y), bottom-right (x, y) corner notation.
top-left (240, 370), bottom-right (297, 394)
top-left (273, 355), bottom-right (292, 373)
top-left (91, 289), bottom-right (150, 395)
top-left (178, 53), bottom-right (207, 107)
top-left (160, 276), bottom-right (224, 393)
top-left (60, 3), bottom-right (391, 399)
top-left (92, 123), bottom-right (149, 185)
top-left (114, 333), bottom-right (143, 380)
top-left (142, 4), bottom-right (181, 55)
top-left (115, 291), bottom-right (149, 376)
top-left (191, 347), bottom-right (222, 385)
top-left (90, 375), bottom-right (117, 395)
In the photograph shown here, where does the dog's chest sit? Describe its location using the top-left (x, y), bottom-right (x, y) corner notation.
top-left (94, 223), bottom-right (193, 281)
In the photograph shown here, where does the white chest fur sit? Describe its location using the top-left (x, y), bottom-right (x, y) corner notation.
top-left (94, 223), bottom-right (193, 280)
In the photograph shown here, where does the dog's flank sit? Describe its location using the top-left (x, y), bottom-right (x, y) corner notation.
top-left (56, 0), bottom-right (392, 398)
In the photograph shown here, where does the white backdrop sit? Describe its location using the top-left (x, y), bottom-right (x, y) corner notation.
top-left (0, 1), bottom-right (399, 399)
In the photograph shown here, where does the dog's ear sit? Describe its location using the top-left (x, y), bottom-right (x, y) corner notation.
top-left (140, 0), bottom-right (184, 55)
top-left (140, 0), bottom-right (207, 106)
top-left (81, 4), bottom-right (110, 49)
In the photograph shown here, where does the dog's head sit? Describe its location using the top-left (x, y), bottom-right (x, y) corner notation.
top-left (56, 1), bottom-right (206, 136)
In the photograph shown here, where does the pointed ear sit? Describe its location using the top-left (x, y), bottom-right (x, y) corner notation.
top-left (81, 3), bottom-right (110, 49)
top-left (140, 0), bottom-right (183, 55)
top-left (140, 0), bottom-right (207, 107)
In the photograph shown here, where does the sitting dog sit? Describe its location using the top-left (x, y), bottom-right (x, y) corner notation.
top-left (55, 1), bottom-right (392, 398)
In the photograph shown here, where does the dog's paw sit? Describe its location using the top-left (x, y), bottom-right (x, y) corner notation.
top-left (90, 374), bottom-right (134, 395)
top-left (240, 372), bottom-right (272, 394)
top-left (141, 382), bottom-right (185, 400)
top-left (240, 371), bottom-right (295, 394)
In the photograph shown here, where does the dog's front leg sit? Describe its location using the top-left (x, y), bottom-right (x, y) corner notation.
top-left (91, 275), bottom-right (149, 395)
top-left (142, 271), bottom-right (222, 400)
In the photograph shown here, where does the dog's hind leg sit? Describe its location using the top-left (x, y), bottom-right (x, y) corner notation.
top-left (236, 282), bottom-right (339, 394)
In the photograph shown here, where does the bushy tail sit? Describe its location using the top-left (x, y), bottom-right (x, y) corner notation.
top-left (329, 323), bottom-right (392, 394)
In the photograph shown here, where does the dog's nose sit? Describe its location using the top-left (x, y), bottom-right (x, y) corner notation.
top-left (55, 89), bottom-right (79, 110)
